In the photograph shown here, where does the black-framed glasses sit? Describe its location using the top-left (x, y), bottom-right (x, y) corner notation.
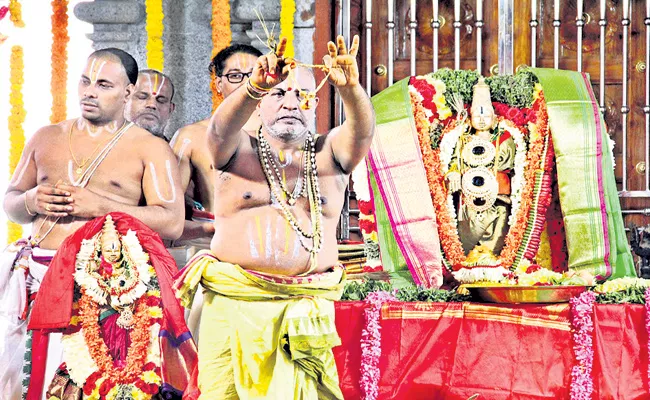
top-left (222, 71), bottom-right (253, 84)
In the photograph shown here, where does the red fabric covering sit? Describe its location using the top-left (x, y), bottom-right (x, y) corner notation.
top-left (25, 212), bottom-right (198, 400)
top-left (100, 313), bottom-right (130, 368)
top-left (333, 302), bottom-right (650, 400)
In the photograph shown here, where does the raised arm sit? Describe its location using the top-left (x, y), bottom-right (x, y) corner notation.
top-left (207, 38), bottom-right (295, 168)
top-left (324, 35), bottom-right (375, 174)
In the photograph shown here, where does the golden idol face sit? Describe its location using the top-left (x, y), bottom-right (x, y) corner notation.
top-left (470, 105), bottom-right (495, 131)
top-left (101, 240), bottom-right (122, 263)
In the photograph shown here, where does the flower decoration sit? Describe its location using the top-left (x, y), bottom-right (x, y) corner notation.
top-left (145, 0), bottom-right (164, 71)
top-left (8, 45), bottom-right (25, 242)
top-left (570, 290), bottom-right (596, 400)
top-left (360, 291), bottom-right (396, 400)
top-left (352, 163), bottom-right (383, 272)
top-left (50, 0), bottom-right (69, 124)
top-left (8, 0), bottom-right (25, 27)
top-left (279, 0), bottom-right (295, 58)
top-left (210, 0), bottom-right (232, 111)
top-left (409, 72), bottom-right (552, 274)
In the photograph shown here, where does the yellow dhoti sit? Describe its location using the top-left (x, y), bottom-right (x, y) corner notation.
top-left (174, 251), bottom-right (346, 400)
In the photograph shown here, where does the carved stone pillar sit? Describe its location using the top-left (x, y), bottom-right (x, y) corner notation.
top-left (74, 0), bottom-right (316, 138)
top-left (74, 0), bottom-right (147, 67)
top-left (75, 0), bottom-right (213, 138)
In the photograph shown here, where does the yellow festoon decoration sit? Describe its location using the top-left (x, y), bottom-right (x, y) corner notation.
top-left (145, 0), bottom-right (164, 71)
top-left (8, 0), bottom-right (25, 27)
top-left (279, 0), bottom-right (295, 58)
top-left (50, 0), bottom-right (69, 124)
top-left (210, 0), bottom-right (232, 111)
top-left (8, 46), bottom-right (26, 242)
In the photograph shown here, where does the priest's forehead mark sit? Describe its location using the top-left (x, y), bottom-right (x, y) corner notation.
top-left (84, 57), bottom-right (108, 84)
top-left (144, 72), bottom-right (166, 96)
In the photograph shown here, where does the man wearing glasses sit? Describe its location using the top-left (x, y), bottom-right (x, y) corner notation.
top-left (170, 43), bottom-right (263, 247)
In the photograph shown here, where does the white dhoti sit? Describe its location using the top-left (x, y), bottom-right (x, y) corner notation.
top-left (0, 246), bottom-right (60, 400)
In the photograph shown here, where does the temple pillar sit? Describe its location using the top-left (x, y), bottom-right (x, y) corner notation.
top-left (75, 0), bottom-right (316, 138)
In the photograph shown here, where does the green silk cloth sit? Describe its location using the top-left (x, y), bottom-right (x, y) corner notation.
top-left (531, 68), bottom-right (635, 279)
top-left (368, 78), bottom-right (443, 288)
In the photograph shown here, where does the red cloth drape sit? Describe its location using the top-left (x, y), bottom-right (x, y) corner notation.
top-left (334, 301), bottom-right (650, 400)
top-left (25, 212), bottom-right (198, 400)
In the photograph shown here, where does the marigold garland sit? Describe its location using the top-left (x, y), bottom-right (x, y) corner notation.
top-left (8, 45), bottom-right (25, 243)
top-left (410, 79), bottom-right (551, 270)
top-left (279, 0), bottom-right (295, 58)
top-left (78, 292), bottom-right (155, 385)
top-left (210, 0), bottom-right (231, 111)
top-left (50, 0), bottom-right (69, 124)
top-left (8, 0), bottom-right (25, 27)
top-left (145, 0), bottom-right (164, 71)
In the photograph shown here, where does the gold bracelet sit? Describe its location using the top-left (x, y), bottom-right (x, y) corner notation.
top-left (245, 84), bottom-right (265, 101)
top-left (249, 79), bottom-right (270, 93)
top-left (24, 194), bottom-right (36, 217)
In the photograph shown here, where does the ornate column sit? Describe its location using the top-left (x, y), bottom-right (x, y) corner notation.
top-left (74, 0), bottom-right (147, 67)
top-left (74, 0), bottom-right (316, 138)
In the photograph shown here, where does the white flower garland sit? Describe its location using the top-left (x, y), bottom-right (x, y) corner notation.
top-left (74, 230), bottom-right (154, 308)
top-left (438, 123), bottom-right (464, 176)
top-left (351, 162), bottom-right (371, 203)
top-left (498, 119), bottom-right (528, 226)
top-left (61, 322), bottom-right (162, 387)
top-left (61, 329), bottom-right (98, 385)
top-left (452, 266), bottom-right (511, 284)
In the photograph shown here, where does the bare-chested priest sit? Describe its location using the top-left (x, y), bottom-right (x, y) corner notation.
top-left (170, 43), bottom-right (262, 246)
top-left (1, 48), bottom-right (184, 399)
top-left (174, 36), bottom-right (374, 398)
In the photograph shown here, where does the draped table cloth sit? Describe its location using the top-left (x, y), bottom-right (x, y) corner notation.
top-left (333, 301), bottom-right (649, 399)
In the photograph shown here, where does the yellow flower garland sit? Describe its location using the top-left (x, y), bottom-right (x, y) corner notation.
top-left (145, 0), bottom-right (164, 71)
top-left (8, 46), bottom-right (25, 242)
top-left (279, 0), bottom-right (295, 58)
top-left (50, 0), bottom-right (69, 124)
top-left (8, 0), bottom-right (25, 28)
top-left (211, 0), bottom-right (231, 111)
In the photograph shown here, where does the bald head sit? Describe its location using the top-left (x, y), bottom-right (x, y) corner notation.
top-left (78, 49), bottom-right (139, 125)
top-left (125, 69), bottom-right (176, 140)
top-left (88, 48), bottom-right (138, 85)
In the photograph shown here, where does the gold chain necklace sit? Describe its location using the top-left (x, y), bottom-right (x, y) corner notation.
top-left (68, 119), bottom-right (126, 176)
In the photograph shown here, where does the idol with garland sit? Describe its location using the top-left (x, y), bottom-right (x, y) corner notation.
top-left (445, 77), bottom-right (516, 261)
top-left (25, 213), bottom-right (198, 400)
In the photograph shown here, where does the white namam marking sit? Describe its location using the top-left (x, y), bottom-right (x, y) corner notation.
top-left (87, 58), bottom-right (97, 80)
top-left (93, 61), bottom-right (107, 84)
top-left (176, 139), bottom-right (191, 166)
top-left (158, 76), bottom-right (166, 93)
top-left (67, 160), bottom-right (77, 184)
top-left (292, 233), bottom-right (301, 258)
top-left (78, 118), bottom-right (101, 138)
top-left (148, 160), bottom-right (177, 203)
top-left (145, 73), bottom-right (152, 91)
top-left (265, 221), bottom-right (273, 260)
top-left (10, 151), bottom-right (33, 186)
top-left (247, 222), bottom-right (260, 259)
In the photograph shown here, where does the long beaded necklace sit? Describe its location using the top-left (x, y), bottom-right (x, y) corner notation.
top-left (257, 128), bottom-right (323, 266)
top-left (258, 133), bottom-right (308, 205)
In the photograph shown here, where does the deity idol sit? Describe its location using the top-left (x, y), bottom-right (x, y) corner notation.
top-left (445, 77), bottom-right (516, 259)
